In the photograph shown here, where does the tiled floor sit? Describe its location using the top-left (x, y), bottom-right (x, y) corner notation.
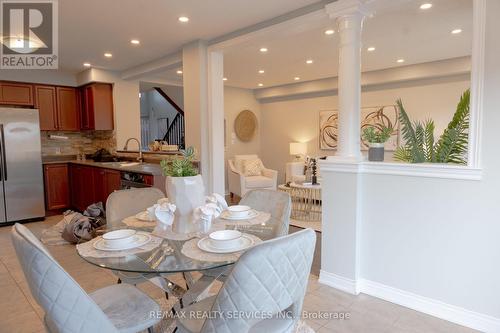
top-left (0, 217), bottom-right (478, 333)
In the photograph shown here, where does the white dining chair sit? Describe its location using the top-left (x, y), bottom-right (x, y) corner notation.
top-left (240, 189), bottom-right (292, 237)
top-left (106, 187), bottom-right (165, 228)
top-left (11, 223), bottom-right (161, 333)
top-left (176, 228), bottom-right (316, 333)
top-left (106, 187), bottom-right (166, 285)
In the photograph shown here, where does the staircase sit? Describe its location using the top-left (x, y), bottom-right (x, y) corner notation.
top-left (154, 87), bottom-right (185, 149)
top-left (163, 113), bottom-right (185, 149)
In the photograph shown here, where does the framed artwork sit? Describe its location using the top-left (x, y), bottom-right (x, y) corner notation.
top-left (319, 105), bottom-right (400, 150)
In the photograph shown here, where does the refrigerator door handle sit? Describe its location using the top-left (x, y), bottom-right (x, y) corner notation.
top-left (0, 124), bottom-right (7, 181)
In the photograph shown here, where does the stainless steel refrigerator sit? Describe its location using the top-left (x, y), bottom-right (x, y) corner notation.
top-left (0, 107), bottom-right (45, 225)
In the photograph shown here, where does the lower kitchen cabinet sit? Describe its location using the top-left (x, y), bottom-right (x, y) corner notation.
top-left (69, 164), bottom-right (91, 212)
top-left (93, 168), bottom-right (121, 205)
top-left (43, 164), bottom-right (70, 211)
top-left (47, 163), bottom-right (154, 213)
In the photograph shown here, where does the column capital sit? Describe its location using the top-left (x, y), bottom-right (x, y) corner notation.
top-left (325, 0), bottom-right (373, 20)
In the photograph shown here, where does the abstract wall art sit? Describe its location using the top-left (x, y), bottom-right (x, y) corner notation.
top-left (319, 105), bottom-right (400, 150)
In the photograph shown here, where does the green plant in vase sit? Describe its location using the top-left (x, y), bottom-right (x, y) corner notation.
top-left (362, 125), bottom-right (393, 161)
top-left (160, 146), bottom-right (203, 234)
top-left (160, 146), bottom-right (198, 177)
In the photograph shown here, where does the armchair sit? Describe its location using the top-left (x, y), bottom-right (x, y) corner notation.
top-left (228, 154), bottom-right (277, 198)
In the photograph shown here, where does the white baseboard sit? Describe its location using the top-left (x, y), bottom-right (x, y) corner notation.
top-left (319, 273), bottom-right (500, 332)
top-left (319, 270), bottom-right (359, 295)
top-left (358, 279), bottom-right (500, 333)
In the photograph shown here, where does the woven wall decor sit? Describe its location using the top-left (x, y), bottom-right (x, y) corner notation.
top-left (234, 110), bottom-right (257, 142)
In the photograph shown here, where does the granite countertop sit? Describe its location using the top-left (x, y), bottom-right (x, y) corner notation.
top-left (42, 158), bottom-right (163, 176)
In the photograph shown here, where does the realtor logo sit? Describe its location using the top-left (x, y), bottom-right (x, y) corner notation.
top-left (0, 0), bottom-right (58, 69)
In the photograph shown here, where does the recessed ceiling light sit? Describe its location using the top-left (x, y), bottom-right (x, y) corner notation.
top-left (258, 70), bottom-right (265, 74)
top-left (223, 77), bottom-right (228, 81)
top-left (420, 3), bottom-right (432, 10)
top-left (258, 83), bottom-right (263, 87)
top-left (259, 47), bottom-right (268, 53)
top-left (83, 62), bottom-right (91, 67)
top-left (176, 70), bottom-right (183, 74)
top-left (397, 59), bottom-right (405, 63)
top-left (130, 39), bottom-right (140, 45)
top-left (324, 29), bottom-right (335, 35)
top-left (367, 46), bottom-right (376, 52)
top-left (104, 52), bottom-right (112, 58)
top-left (306, 59), bottom-right (313, 64)
top-left (451, 28), bottom-right (462, 34)
top-left (178, 16), bottom-right (189, 23)
top-left (294, 77), bottom-right (300, 81)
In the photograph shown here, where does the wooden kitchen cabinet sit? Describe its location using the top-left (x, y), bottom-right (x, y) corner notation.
top-left (34, 85), bottom-right (58, 131)
top-left (81, 83), bottom-right (114, 130)
top-left (0, 82), bottom-right (33, 106)
top-left (70, 165), bottom-right (121, 211)
top-left (104, 169), bottom-right (121, 200)
top-left (70, 164), bottom-right (95, 212)
top-left (93, 168), bottom-right (121, 206)
top-left (56, 87), bottom-right (80, 130)
top-left (44, 164), bottom-right (70, 210)
top-left (35, 85), bottom-right (79, 131)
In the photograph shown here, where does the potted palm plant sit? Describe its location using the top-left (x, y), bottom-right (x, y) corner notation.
top-left (160, 147), bottom-right (204, 233)
top-left (394, 89), bottom-right (470, 164)
top-left (362, 125), bottom-right (393, 162)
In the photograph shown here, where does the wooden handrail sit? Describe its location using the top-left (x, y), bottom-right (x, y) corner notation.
top-left (154, 87), bottom-right (184, 116)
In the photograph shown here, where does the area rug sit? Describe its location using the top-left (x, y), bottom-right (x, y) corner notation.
top-left (290, 218), bottom-right (322, 232)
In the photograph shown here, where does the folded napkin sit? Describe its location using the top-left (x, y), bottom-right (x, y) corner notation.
top-left (205, 193), bottom-right (228, 216)
top-left (154, 202), bottom-right (176, 229)
top-left (193, 204), bottom-right (219, 233)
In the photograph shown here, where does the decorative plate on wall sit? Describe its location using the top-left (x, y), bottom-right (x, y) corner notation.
top-left (234, 110), bottom-right (257, 142)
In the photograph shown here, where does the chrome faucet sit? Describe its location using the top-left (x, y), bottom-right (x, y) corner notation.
top-left (123, 137), bottom-right (143, 163)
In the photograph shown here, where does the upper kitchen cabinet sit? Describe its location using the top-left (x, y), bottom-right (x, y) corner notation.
top-left (0, 82), bottom-right (33, 106)
top-left (81, 83), bottom-right (114, 130)
top-left (56, 87), bottom-right (80, 130)
top-left (34, 85), bottom-right (57, 131)
top-left (34, 85), bottom-right (80, 131)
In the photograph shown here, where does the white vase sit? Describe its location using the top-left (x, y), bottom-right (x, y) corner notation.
top-left (165, 175), bottom-right (205, 234)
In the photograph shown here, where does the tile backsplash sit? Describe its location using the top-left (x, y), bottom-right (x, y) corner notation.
top-left (41, 131), bottom-right (116, 156)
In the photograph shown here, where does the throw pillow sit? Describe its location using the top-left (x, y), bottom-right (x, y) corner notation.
top-left (243, 159), bottom-right (264, 176)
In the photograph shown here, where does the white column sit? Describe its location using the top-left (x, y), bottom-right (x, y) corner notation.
top-left (319, 0), bottom-right (370, 295)
top-left (182, 41), bottom-right (210, 189)
top-left (207, 51), bottom-right (225, 195)
top-left (326, 0), bottom-right (369, 160)
top-left (182, 41), bottom-right (225, 194)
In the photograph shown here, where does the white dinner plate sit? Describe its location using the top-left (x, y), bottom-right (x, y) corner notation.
top-left (197, 234), bottom-right (255, 254)
top-left (135, 211), bottom-right (155, 222)
top-left (93, 232), bottom-right (152, 251)
top-left (219, 209), bottom-right (259, 221)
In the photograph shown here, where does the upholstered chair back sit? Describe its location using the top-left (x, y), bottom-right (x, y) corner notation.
top-left (11, 223), bottom-right (118, 333)
top-left (240, 189), bottom-right (292, 237)
top-left (201, 228), bottom-right (316, 333)
top-left (106, 187), bottom-right (165, 227)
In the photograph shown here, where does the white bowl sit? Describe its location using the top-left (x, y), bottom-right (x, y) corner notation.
top-left (102, 229), bottom-right (137, 248)
top-left (226, 205), bottom-right (251, 218)
top-left (208, 230), bottom-right (242, 249)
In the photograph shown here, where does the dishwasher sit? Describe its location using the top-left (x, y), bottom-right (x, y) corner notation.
top-left (120, 171), bottom-right (152, 189)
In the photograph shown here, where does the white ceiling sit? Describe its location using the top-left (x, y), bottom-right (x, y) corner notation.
top-left (56, 0), bottom-right (322, 73)
top-left (219, 0), bottom-right (473, 89)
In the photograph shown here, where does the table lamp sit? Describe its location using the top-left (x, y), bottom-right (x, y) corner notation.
top-left (290, 142), bottom-right (307, 161)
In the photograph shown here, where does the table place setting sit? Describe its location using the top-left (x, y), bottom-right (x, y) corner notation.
top-left (182, 229), bottom-right (262, 262)
top-left (76, 228), bottom-right (164, 258)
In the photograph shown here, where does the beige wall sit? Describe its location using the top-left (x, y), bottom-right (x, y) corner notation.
top-left (260, 78), bottom-right (470, 184)
top-left (224, 86), bottom-right (261, 191)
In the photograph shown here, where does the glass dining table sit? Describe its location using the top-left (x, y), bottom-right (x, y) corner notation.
top-left (77, 214), bottom-right (280, 311)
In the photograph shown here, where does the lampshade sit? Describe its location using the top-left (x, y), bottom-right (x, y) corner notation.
top-left (289, 142), bottom-right (307, 156)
